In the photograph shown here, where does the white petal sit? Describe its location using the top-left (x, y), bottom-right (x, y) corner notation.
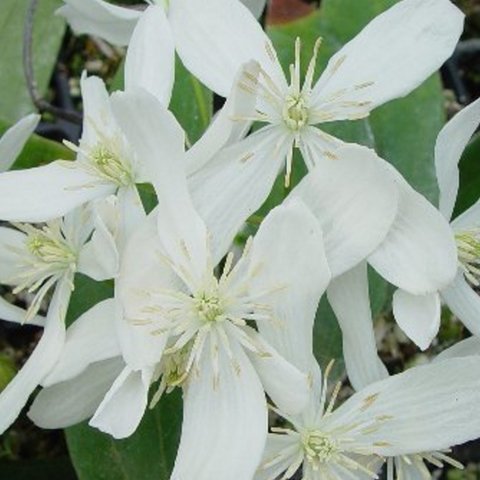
top-left (186, 61), bottom-right (260, 176)
top-left (170, 0), bottom-right (286, 97)
top-left (246, 199), bottom-right (330, 377)
top-left (111, 90), bottom-right (208, 281)
top-left (171, 335), bottom-right (267, 480)
top-left (289, 144), bottom-right (399, 277)
top-left (434, 336), bottom-right (480, 362)
top-left (57, 0), bottom-right (141, 46)
top-left (441, 272), bottom-right (480, 337)
top-left (0, 161), bottom-right (114, 222)
top-left (116, 185), bottom-right (146, 249)
top-left (125, 6), bottom-right (175, 106)
top-left (240, 0), bottom-right (267, 18)
top-left (392, 290), bottom-right (441, 351)
top-left (0, 296), bottom-right (44, 327)
top-left (0, 226), bottom-right (27, 284)
top-left (43, 299), bottom-right (120, 387)
top-left (29, 358), bottom-right (124, 429)
top-left (368, 165), bottom-right (457, 294)
top-left (115, 213), bottom-right (176, 369)
top-left (0, 114), bottom-right (40, 172)
top-left (311, 0), bottom-right (464, 119)
top-left (0, 279), bottom-right (71, 434)
top-left (244, 328), bottom-right (311, 415)
top-left (190, 126), bottom-right (288, 264)
top-left (327, 262), bottom-right (389, 391)
top-left (89, 365), bottom-right (153, 439)
top-left (327, 357), bottom-right (480, 456)
top-left (436, 98), bottom-right (480, 220)
top-left (255, 434), bottom-right (301, 480)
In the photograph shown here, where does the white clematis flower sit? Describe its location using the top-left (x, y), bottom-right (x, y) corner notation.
top-left (327, 264), bottom-right (478, 479)
top-left (0, 204), bottom-right (116, 434)
top-left (392, 97), bottom-right (480, 348)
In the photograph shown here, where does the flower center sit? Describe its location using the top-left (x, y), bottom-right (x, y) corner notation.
top-left (193, 292), bottom-right (224, 324)
top-left (302, 430), bottom-right (339, 466)
top-left (455, 229), bottom-right (480, 286)
top-left (89, 143), bottom-right (133, 187)
top-left (283, 94), bottom-right (309, 131)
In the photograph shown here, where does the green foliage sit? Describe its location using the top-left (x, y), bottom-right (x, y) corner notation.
top-left (0, 0), bottom-right (65, 123)
top-left (0, 356), bottom-right (16, 393)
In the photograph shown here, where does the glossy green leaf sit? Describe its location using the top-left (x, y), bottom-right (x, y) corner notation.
top-left (66, 390), bottom-right (182, 480)
top-left (453, 133), bottom-right (480, 219)
top-left (0, 0), bottom-right (66, 123)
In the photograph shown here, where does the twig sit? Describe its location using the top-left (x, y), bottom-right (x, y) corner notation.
top-left (23, 0), bottom-right (83, 125)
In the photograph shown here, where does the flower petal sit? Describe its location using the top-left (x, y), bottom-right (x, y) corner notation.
top-left (29, 358), bottom-right (124, 429)
top-left (289, 144), bottom-right (399, 277)
top-left (255, 434), bottom-right (301, 480)
top-left (125, 6), bottom-right (175, 107)
top-left (246, 199), bottom-right (330, 378)
top-left (186, 61), bottom-right (260, 176)
top-left (436, 98), bottom-right (480, 220)
top-left (434, 336), bottom-right (480, 362)
top-left (451, 197), bottom-right (480, 232)
top-left (327, 357), bottom-right (480, 456)
top-left (0, 297), bottom-right (44, 327)
top-left (392, 290), bottom-right (441, 351)
top-left (311, 0), bottom-right (464, 119)
top-left (170, 0), bottom-right (286, 97)
top-left (57, 0), bottom-right (141, 46)
top-left (43, 299), bottom-right (120, 387)
top-left (0, 114), bottom-right (40, 172)
top-left (171, 335), bottom-right (267, 480)
top-left (368, 165), bottom-right (457, 294)
top-left (111, 89), bottom-right (208, 281)
top-left (327, 262), bottom-right (389, 390)
top-left (190, 126), bottom-right (288, 264)
top-left (0, 226), bottom-right (26, 284)
top-left (0, 161), bottom-right (114, 222)
top-left (0, 279), bottom-right (71, 434)
top-left (244, 328), bottom-right (311, 415)
top-left (441, 272), bottom-right (480, 337)
top-left (89, 365), bottom-right (153, 439)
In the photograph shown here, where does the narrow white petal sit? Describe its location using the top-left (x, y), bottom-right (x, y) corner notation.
top-left (171, 335), bottom-right (267, 480)
top-left (0, 279), bottom-right (71, 434)
top-left (436, 98), bottom-right (480, 220)
top-left (441, 272), bottom-right (480, 337)
top-left (327, 357), bottom-right (480, 456)
top-left (190, 126), bottom-right (288, 264)
top-left (247, 199), bottom-right (330, 377)
top-left (368, 165), bottom-right (457, 294)
top-left (0, 297), bottom-right (44, 327)
top-left (89, 365), bottom-right (153, 439)
top-left (186, 61), bottom-right (260, 176)
top-left (255, 434), bottom-right (301, 480)
top-left (0, 226), bottom-right (26, 284)
top-left (312, 0), bottom-right (464, 119)
top-left (0, 114), bottom-right (40, 172)
top-left (327, 263), bottom-right (389, 390)
top-left (111, 90), bottom-right (208, 280)
top-left (29, 358), bottom-right (124, 429)
top-left (125, 6), bottom-right (175, 107)
top-left (245, 329), bottom-right (311, 415)
top-left (289, 144), bottom-right (399, 277)
top-left (57, 0), bottom-right (141, 46)
top-left (392, 290), bottom-right (441, 351)
top-left (240, 0), bottom-right (267, 18)
top-left (450, 197), bottom-right (480, 232)
top-left (0, 161), bottom-right (114, 222)
top-left (170, 0), bottom-right (286, 97)
top-left (43, 299), bottom-right (120, 387)
top-left (435, 336), bottom-right (480, 362)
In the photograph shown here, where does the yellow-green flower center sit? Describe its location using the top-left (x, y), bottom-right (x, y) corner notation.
top-left (455, 229), bottom-right (480, 286)
top-left (283, 94), bottom-right (309, 131)
top-left (194, 293), bottom-right (224, 323)
top-left (303, 430), bottom-right (339, 466)
top-left (89, 143), bottom-right (133, 187)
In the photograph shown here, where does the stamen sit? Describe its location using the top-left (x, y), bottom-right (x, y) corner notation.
top-left (456, 228), bottom-right (480, 286)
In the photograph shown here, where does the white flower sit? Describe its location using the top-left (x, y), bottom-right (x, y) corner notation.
top-left (390, 97), bottom-right (480, 349)
top-left (256, 354), bottom-right (480, 480)
top-left (0, 203), bottom-right (116, 434)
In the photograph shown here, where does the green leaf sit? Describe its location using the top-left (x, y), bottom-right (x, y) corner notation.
top-left (453, 133), bottom-right (480, 218)
top-left (65, 274), bottom-right (182, 479)
top-left (0, 0), bottom-right (66, 123)
top-left (0, 356), bottom-right (16, 392)
top-left (0, 118), bottom-right (74, 169)
top-left (66, 390), bottom-right (182, 480)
